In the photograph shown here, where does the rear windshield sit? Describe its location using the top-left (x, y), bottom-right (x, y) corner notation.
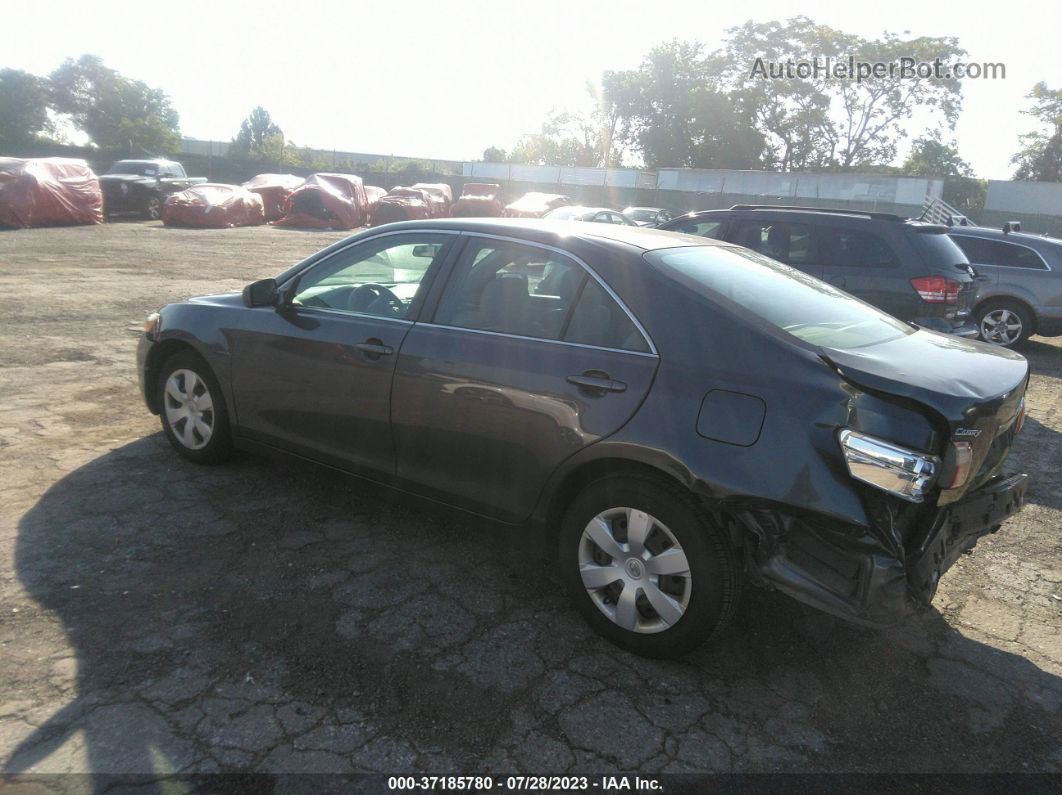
top-left (910, 230), bottom-right (969, 268)
top-left (646, 245), bottom-right (912, 350)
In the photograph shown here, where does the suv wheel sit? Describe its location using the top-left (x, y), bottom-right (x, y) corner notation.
top-left (157, 351), bottom-right (233, 464)
top-left (559, 475), bottom-right (742, 658)
top-left (145, 196), bottom-right (163, 220)
top-left (977, 300), bottom-right (1033, 348)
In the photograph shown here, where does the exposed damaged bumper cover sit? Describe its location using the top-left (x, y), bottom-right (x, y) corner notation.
top-left (731, 472), bottom-right (1028, 626)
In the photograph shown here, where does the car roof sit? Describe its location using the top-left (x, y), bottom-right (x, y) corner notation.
top-left (623, 207), bottom-right (666, 212)
top-left (549, 206), bottom-right (615, 215)
top-left (675, 206), bottom-right (952, 233)
top-left (113, 159), bottom-right (178, 165)
top-left (947, 225), bottom-right (1061, 246)
top-left (365, 217), bottom-right (727, 251)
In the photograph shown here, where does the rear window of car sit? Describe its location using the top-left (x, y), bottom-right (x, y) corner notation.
top-left (909, 230), bottom-right (969, 268)
top-left (646, 245), bottom-right (912, 350)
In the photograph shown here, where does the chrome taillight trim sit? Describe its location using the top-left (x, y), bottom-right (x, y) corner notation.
top-left (838, 429), bottom-right (939, 503)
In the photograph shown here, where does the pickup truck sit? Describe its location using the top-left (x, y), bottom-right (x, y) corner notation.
top-left (100, 159), bottom-right (206, 219)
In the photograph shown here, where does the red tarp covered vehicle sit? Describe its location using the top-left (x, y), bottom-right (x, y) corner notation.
top-left (0, 157), bottom-right (103, 228)
top-left (273, 173), bottom-right (369, 229)
top-left (503, 192), bottom-right (572, 218)
top-left (451, 183), bottom-right (504, 217)
top-left (371, 187), bottom-right (434, 225)
top-left (161, 184), bottom-right (266, 228)
top-left (241, 174), bottom-right (305, 222)
top-left (365, 185), bottom-right (386, 222)
top-left (411, 182), bottom-right (453, 217)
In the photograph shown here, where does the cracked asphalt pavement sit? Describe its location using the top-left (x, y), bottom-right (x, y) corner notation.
top-left (0, 222), bottom-right (1059, 776)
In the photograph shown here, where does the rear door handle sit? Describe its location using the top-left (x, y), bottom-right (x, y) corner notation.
top-left (567, 374), bottom-right (627, 394)
top-left (355, 339), bottom-right (393, 359)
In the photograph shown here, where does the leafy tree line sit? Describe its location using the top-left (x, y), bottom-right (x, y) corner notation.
top-left (480, 17), bottom-right (1060, 184)
top-left (1, 55), bottom-right (181, 153)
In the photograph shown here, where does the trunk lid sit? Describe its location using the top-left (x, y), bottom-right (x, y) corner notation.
top-left (823, 329), bottom-right (1029, 500)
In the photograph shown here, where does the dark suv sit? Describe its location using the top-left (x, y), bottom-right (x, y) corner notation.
top-left (658, 205), bottom-right (979, 337)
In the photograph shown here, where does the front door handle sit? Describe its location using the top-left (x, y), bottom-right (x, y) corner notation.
top-left (567, 373), bottom-right (627, 395)
top-left (355, 339), bottom-right (394, 359)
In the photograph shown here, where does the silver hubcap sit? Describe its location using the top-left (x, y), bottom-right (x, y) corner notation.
top-left (578, 507), bottom-right (691, 634)
top-left (980, 309), bottom-right (1023, 346)
top-left (163, 369), bottom-right (214, 450)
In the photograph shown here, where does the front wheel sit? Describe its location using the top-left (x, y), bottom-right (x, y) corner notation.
top-left (558, 475), bottom-right (742, 658)
top-left (156, 351), bottom-right (234, 464)
top-left (977, 300), bottom-right (1033, 348)
top-left (144, 196), bottom-right (163, 220)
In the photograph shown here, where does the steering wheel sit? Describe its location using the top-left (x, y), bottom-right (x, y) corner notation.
top-left (346, 283), bottom-right (404, 316)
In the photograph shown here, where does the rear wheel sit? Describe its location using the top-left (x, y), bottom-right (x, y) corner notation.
top-left (977, 300), bottom-right (1033, 348)
top-left (558, 475), bottom-right (742, 658)
top-left (156, 351), bottom-right (233, 464)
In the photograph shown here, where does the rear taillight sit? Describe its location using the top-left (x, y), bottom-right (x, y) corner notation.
top-left (911, 276), bottom-right (960, 304)
top-left (945, 441), bottom-right (974, 489)
top-left (1014, 397), bottom-right (1026, 435)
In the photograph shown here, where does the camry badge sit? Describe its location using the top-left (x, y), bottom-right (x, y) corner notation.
top-left (955, 428), bottom-right (982, 437)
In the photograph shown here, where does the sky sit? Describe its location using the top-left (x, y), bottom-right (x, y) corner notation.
top-left (6, 0), bottom-right (1061, 179)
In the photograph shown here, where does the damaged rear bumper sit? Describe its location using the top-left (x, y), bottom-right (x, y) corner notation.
top-left (732, 473), bottom-right (1028, 626)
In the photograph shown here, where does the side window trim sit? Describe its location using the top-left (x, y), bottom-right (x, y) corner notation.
top-left (425, 232), bottom-right (658, 356)
top-left (281, 230), bottom-right (459, 323)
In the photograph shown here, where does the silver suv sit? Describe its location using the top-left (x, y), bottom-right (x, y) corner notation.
top-left (949, 223), bottom-right (1062, 348)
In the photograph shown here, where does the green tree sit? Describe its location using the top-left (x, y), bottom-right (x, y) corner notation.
top-left (0, 69), bottom-right (53, 149)
top-left (230, 106), bottom-right (285, 161)
top-left (602, 41), bottom-right (765, 169)
top-left (49, 55), bottom-right (180, 153)
top-left (720, 17), bottom-right (966, 170)
top-left (1011, 82), bottom-right (1062, 182)
top-left (481, 146), bottom-right (507, 162)
top-left (902, 132), bottom-right (974, 177)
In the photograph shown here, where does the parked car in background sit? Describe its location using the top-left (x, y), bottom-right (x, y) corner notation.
top-left (504, 192), bottom-right (571, 218)
top-left (371, 187), bottom-right (435, 225)
top-left (138, 219), bottom-right (1029, 657)
top-left (0, 157), bottom-right (103, 228)
top-left (658, 205), bottom-right (979, 337)
top-left (241, 174), bottom-right (305, 223)
top-left (273, 173), bottom-right (369, 229)
top-left (544, 206), bottom-right (636, 224)
top-left (161, 184), bottom-right (266, 229)
top-left (947, 223), bottom-right (1062, 348)
top-left (100, 159), bottom-right (205, 220)
top-left (451, 183), bottom-right (504, 218)
top-left (622, 207), bottom-right (674, 226)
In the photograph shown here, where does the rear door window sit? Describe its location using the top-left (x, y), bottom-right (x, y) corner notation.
top-left (732, 220), bottom-right (817, 269)
top-left (952, 236), bottom-right (1048, 270)
top-left (818, 228), bottom-right (899, 268)
top-left (434, 239), bottom-right (586, 340)
top-left (564, 279), bottom-right (650, 353)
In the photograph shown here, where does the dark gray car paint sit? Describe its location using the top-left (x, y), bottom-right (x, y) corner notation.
top-left (138, 218), bottom-right (1029, 627)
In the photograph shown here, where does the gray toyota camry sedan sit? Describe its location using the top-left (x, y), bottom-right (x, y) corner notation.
top-left (138, 219), bottom-right (1029, 657)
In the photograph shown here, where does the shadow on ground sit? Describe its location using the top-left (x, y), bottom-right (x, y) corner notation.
top-left (5, 436), bottom-right (1061, 779)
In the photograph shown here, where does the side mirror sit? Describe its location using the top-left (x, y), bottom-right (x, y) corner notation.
top-left (243, 278), bottom-right (278, 307)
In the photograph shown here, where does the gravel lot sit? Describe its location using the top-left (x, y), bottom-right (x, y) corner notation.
top-left (0, 221), bottom-right (1059, 777)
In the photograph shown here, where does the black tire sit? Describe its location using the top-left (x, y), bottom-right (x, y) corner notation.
top-left (156, 350), bottom-right (234, 464)
top-left (144, 196), bottom-right (163, 220)
top-left (558, 474), bottom-right (743, 658)
top-left (976, 299), bottom-right (1034, 348)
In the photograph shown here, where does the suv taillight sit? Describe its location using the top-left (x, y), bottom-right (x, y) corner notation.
top-left (911, 276), bottom-right (960, 304)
